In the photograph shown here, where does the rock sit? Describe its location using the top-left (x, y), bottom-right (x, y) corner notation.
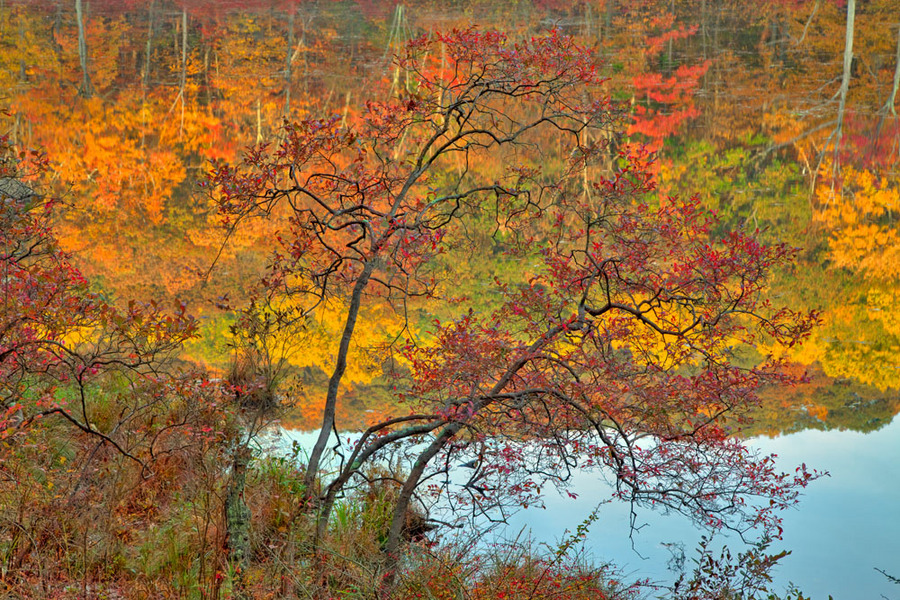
top-left (0, 178), bottom-right (36, 203)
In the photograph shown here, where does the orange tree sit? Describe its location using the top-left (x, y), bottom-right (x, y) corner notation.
top-left (206, 28), bottom-right (820, 581)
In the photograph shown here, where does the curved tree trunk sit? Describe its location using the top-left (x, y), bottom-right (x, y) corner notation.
top-left (381, 424), bottom-right (461, 573)
top-left (314, 416), bottom-right (443, 545)
top-left (380, 328), bottom-right (563, 588)
top-left (302, 260), bottom-right (377, 494)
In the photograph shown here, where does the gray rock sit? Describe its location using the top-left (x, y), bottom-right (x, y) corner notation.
top-left (0, 178), bottom-right (36, 203)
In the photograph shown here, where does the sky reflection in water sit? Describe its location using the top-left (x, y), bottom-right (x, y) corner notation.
top-left (495, 419), bottom-right (900, 599)
top-left (281, 418), bottom-right (900, 598)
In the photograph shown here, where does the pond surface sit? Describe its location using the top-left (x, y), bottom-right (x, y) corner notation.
top-left (279, 415), bottom-right (900, 597)
top-left (499, 419), bottom-right (900, 599)
top-left (3, 0), bottom-right (899, 597)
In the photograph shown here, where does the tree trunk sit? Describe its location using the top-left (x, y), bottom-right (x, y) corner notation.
top-left (284, 10), bottom-right (294, 116)
top-left (179, 9), bottom-right (187, 136)
top-left (302, 260), bottom-right (377, 494)
top-left (380, 329), bottom-right (563, 588)
top-left (225, 447), bottom-right (252, 598)
top-left (143, 1), bottom-right (153, 89)
top-left (381, 423), bottom-right (461, 589)
top-left (796, 0), bottom-right (820, 47)
top-left (667, 0), bottom-right (675, 73)
top-left (140, 2), bottom-right (153, 155)
top-left (582, 1), bottom-right (592, 40)
top-left (603, 0), bottom-right (615, 43)
top-left (18, 16), bottom-right (26, 83)
top-left (713, 1), bottom-right (721, 116)
top-left (314, 417), bottom-right (443, 546)
top-left (885, 25), bottom-right (900, 116)
top-left (834, 0), bottom-right (856, 151)
top-left (256, 98), bottom-right (262, 144)
top-left (75, 0), bottom-right (92, 98)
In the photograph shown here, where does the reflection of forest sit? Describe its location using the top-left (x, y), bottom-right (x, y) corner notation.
top-left (2, 0), bottom-right (898, 433)
top-left (751, 363), bottom-right (900, 436)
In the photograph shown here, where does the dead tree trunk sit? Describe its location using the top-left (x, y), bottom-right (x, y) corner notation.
top-left (885, 24), bottom-right (900, 116)
top-left (75, 0), bottom-right (92, 98)
top-left (225, 446), bottom-right (252, 598)
top-left (284, 10), bottom-right (294, 116)
top-left (834, 0), bottom-right (856, 152)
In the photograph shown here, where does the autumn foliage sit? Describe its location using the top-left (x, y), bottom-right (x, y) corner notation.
top-left (207, 27), bottom-right (820, 587)
top-left (0, 2), bottom-right (851, 595)
top-left (0, 132), bottom-right (196, 440)
top-left (0, 127), bottom-right (219, 597)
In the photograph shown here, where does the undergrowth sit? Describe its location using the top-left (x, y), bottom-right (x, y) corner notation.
top-left (0, 380), bottom-right (805, 600)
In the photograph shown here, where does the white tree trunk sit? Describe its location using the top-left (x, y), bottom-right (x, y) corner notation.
top-left (886, 25), bottom-right (900, 116)
top-left (834, 0), bottom-right (856, 150)
top-left (75, 0), bottom-right (92, 98)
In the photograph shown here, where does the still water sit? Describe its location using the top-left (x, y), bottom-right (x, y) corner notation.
top-left (280, 418), bottom-right (900, 598)
top-left (502, 420), bottom-right (900, 599)
top-left (3, 0), bottom-right (899, 596)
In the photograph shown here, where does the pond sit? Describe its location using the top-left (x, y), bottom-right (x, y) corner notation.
top-left (501, 418), bottom-right (900, 598)
top-left (2, 0), bottom-right (899, 597)
top-left (279, 412), bottom-right (900, 597)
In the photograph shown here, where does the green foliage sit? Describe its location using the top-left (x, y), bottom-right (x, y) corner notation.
top-left (670, 536), bottom-right (812, 600)
top-left (135, 507), bottom-right (199, 585)
top-left (660, 139), bottom-right (811, 245)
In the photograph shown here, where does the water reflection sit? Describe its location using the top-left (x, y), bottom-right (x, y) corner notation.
top-left (499, 419), bottom-right (900, 598)
top-left (276, 418), bottom-right (900, 597)
top-left (3, 0), bottom-right (900, 595)
top-left (3, 0), bottom-right (896, 434)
